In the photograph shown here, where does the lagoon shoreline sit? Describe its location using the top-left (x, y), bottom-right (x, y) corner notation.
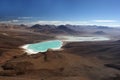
top-left (21, 36), bottom-right (110, 55)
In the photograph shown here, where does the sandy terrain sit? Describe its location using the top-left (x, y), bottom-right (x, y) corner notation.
top-left (0, 28), bottom-right (120, 80)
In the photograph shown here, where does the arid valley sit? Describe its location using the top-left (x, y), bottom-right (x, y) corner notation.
top-left (0, 23), bottom-right (120, 80)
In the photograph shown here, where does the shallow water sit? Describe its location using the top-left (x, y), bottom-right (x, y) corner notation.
top-left (22, 36), bottom-right (110, 54)
top-left (22, 40), bottom-right (63, 54)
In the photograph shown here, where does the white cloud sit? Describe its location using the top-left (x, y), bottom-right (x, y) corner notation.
top-left (92, 20), bottom-right (117, 23)
top-left (30, 21), bottom-right (89, 25)
top-left (0, 20), bottom-right (19, 23)
top-left (26, 20), bottom-right (120, 27)
top-left (11, 20), bottom-right (19, 23)
top-left (0, 19), bottom-right (120, 27)
top-left (18, 17), bottom-right (33, 19)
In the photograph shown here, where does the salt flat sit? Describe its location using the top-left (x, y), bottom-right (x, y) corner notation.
top-left (57, 36), bottom-right (110, 42)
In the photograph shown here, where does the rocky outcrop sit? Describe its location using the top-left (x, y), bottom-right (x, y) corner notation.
top-left (0, 61), bottom-right (34, 76)
top-left (93, 31), bottom-right (106, 35)
top-left (104, 64), bottom-right (120, 70)
top-left (30, 24), bottom-right (78, 34)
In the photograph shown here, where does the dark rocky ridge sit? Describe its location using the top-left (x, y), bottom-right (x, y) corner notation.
top-left (93, 31), bottom-right (106, 35)
top-left (30, 24), bottom-right (78, 35)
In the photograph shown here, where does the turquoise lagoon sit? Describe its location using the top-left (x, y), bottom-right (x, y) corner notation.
top-left (22, 36), bottom-right (110, 55)
top-left (22, 40), bottom-right (63, 54)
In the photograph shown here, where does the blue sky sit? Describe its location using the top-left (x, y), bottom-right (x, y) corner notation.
top-left (0, 0), bottom-right (120, 27)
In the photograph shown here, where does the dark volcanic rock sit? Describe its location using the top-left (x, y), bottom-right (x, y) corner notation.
top-left (1, 61), bottom-right (34, 75)
top-left (2, 61), bottom-right (34, 70)
top-left (0, 70), bottom-right (17, 76)
top-left (104, 64), bottom-right (120, 70)
top-left (30, 24), bottom-right (77, 34)
top-left (103, 74), bottom-right (120, 80)
top-left (56, 25), bottom-right (76, 34)
top-left (93, 31), bottom-right (106, 35)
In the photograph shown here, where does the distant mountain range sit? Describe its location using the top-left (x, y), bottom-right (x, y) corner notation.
top-left (30, 24), bottom-right (78, 34)
top-left (28, 24), bottom-right (120, 35)
top-left (0, 23), bottom-right (120, 36)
